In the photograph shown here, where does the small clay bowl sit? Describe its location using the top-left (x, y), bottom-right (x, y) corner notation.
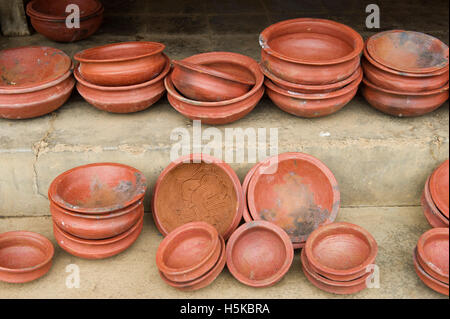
top-left (413, 248), bottom-right (449, 296)
top-left (53, 211), bottom-right (143, 259)
top-left (48, 163), bottom-right (147, 215)
top-left (74, 55), bottom-right (170, 113)
top-left (429, 160), bottom-right (449, 219)
top-left (416, 228), bottom-right (449, 284)
top-left (422, 176), bottom-right (449, 228)
top-left (361, 78), bottom-right (449, 117)
top-left (50, 199), bottom-right (144, 240)
top-left (156, 222), bottom-right (221, 283)
top-left (226, 220), bottom-right (294, 288)
top-left (305, 222), bottom-right (378, 279)
top-left (0, 231), bottom-right (54, 283)
top-left (259, 18), bottom-right (363, 85)
top-left (74, 42), bottom-right (166, 86)
top-left (366, 30), bottom-right (449, 74)
top-left (27, 0), bottom-right (102, 21)
top-left (265, 67), bottom-right (362, 118)
top-left (171, 60), bottom-right (254, 102)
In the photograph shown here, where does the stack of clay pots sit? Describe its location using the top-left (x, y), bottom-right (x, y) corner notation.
top-left (48, 163), bottom-right (147, 259)
top-left (165, 52), bottom-right (264, 124)
top-left (74, 41), bottom-right (170, 113)
top-left (362, 30), bottom-right (449, 117)
top-left (259, 18), bottom-right (364, 118)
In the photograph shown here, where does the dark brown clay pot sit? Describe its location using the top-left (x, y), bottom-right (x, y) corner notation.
top-left (226, 220), bottom-right (293, 288)
top-left (0, 231), bottom-right (54, 283)
top-left (259, 18), bottom-right (363, 85)
top-left (422, 176), bottom-right (449, 228)
top-left (416, 228), bottom-right (449, 284)
top-left (429, 160), bottom-right (449, 219)
top-left (413, 248), bottom-right (449, 296)
top-left (27, 0), bottom-right (102, 20)
top-left (74, 42), bottom-right (166, 86)
top-left (48, 163), bottom-right (147, 214)
top-left (152, 154), bottom-right (244, 240)
top-left (74, 56), bottom-right (170, 113)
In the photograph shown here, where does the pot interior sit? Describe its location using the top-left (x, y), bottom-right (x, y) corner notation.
top-left (0, 236), bottom-right (49, 270)
top-left (423, 235), bottom-right (449, 275)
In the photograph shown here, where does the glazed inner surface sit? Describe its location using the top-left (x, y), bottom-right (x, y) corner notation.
top-left (423, 236), bottom-right (449, 274)
top-left (31, 0), bottom-right (99, 17)
top-left (79, 43), bottom-right (162, 61)
top-left (0, 237), bottom-right (48, 269)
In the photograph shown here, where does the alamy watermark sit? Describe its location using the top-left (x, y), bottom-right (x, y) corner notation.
top-left (65, 4), bottom-right (80, 29)
top-left (366, 4), bottom-right (380, 29)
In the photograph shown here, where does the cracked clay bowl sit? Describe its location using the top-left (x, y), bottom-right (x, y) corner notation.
top-left (0, 231), bottom-right (54, 283)
top-left (416, 228), bottom-right (449, 284)
top-left (226, 220), bottom-right (294, 288)
top-left (429, 160), bottom-right (449, 219)
top-left (413, 248), bottom-right (449, 296)
top-left (422, 176), bottom-right (448, 228)
top-left (48, 163), bottom-right (147, 215)
top-left (27, 0), bottom-right (102, 21)
top-left (247, 152), bottom-right (340, 246)
top-left (259, 18), bottom-right (363, 85)
top-left (152, 154), bottom-right (244, 240)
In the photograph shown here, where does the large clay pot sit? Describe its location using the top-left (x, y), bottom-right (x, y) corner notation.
top-left (27, 0), bottom-right (102, 20)
top-left (413, 249), bottom-right (449, 296)
top-left (429, 160), bottom-right (449, 218)
top-left (416, 228), bottom-right (449, 284)
top-left (422, 176), bottom-right (449, 228)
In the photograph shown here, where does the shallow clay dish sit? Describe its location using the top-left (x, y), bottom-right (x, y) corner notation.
top-left (48, 163), bottom-right (147, 214)
top-left (152, 154), bottom-right (243, 240)
top-left (27, 0), bottom-right (102, 20)
top-left (416, 228), bottom-right (449, 284)
top-left (422, 176), bottom-right (449, 228)
top-left (367, 30), bottom-right (449, 74)
top-left (0, 231), bottom-right (54, 283)
top-left (413, 248), bottom-right (449, 296)
top-left (429, 160), bottom-right (449, 219)
top-left (74, 42), bottom-right (166, 86)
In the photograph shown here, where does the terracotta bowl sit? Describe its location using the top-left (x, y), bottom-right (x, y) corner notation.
top-left (430, 160), bottom-right (449, 219)
top-left (171, 60), bottom-right (254, 102)
top-left (416, 228), bottom-right (449, 284)
top-left (74, 42), bottom-right (166, 86)
top-left (366, 30), bottom-right (449, 74)
top-left (259, 18), bottom-right (363, 85)
top-left (0, 231), bottom-right (54, 283)
top-left (422, 176), bottom-right (449, 228)
top-left (74, 55), bottom-right (170, 113)
top-left (361, 78), bottom-right (449, 117)
top-left (27, 0), bottom-right (102, 20)
top-left (413, 248), bottom-right (449, 296)
top-left (247, 152), bottom-right (340, 245)
top-left (156, 222), bottom-right (221, 283)
top-left (226, 220), bottom-right (293, 288)
top-left (53, 212), bottom-right (144, 259)
top-left (50, 199), bottom-right (144, 240)
top-left (152, 154), bottom-right (244, 240)
top-left (265, 67), bottom-right (362, 118)
top-left (48, 163), bottom-right (147, 215)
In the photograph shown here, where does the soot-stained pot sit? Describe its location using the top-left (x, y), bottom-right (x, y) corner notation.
top-left (422, 176), bottom-right (449, 228)
top-left (413, 248), bottom-right (449, 296)
top-left (429, 160), bottom-right (449, 219)
top-left (416, 228), bottom-right (449, 284)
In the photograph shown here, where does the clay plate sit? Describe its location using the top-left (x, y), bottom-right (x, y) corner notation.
top-left (27, 0), bottom-right (102, 20)
top-left (416, 228), bottom-right (449, 284)
top-left (429, 160), bottom-right (449, 219)
top-left (413, 248), bottom-right (449, 296)
top-left (422, 176), bottom-right (449, 228)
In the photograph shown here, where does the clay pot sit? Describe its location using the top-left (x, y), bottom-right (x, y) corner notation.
top-left (74, 42), bottom-right (166, 86)
top-left (53, 212), bottom-right (144, 259)
top-left (422, 176), bottom-right (449, 228)
top-left (0, 231), bottom-right (54, 283)
top-left (361, 78), bottom-right (449, 117)
top-left (366, 30), bottom-right (449, 74)
top-left (48, 163), bottom-right (147, 214)
top-left (416, 228), bottom-right (449, 284)
top-left (50, 200), bottom-right (144, 240)
top-left (152, 154), bottom-right (244, 240)
top-left (413, 248), bottom-right (449, 296)
top-left (171, 60), bottom-right (254, 102)
top-left (74, 55), bottom-right (170, 113)
top-left (429, 160), bottom-right (449, 219)
top-left (226, 220), bottom-right (293, 288)
top-left (27, 0), bottom-right (102, 21)
top-left (265, 68), bottom-right (362, 118)
top-left (259, 18), bottom-right (363, 85)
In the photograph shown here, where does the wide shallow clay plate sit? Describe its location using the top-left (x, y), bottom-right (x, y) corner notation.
top-left (429, 160), bottom-right (449, 218)
top-left (413, 248), bottom-right (449, 296)
top-left (416, 228), bottom-right (449, 283)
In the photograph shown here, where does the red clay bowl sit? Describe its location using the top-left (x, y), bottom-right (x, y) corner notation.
top-left (247, 152), bottom-right (340, 245)
top-left (430, 160), bottom-right (449, 219)
top-left (48, 163), bottom-right (147, 215)
top-left (53, 212), bottom-right (143, 259)
top-left (366, 30), bottom-right (449, 74)
top-left (226, 220), bottom-right (293, 288)
top-left (422, 176), bottom-right (449, 228)
top-left (171, 60), bottom-right (254, 102)
top-left (27, 0), bottom-right (102, 21)
top-left (413, 248), bottom-right (449, 296)
top-left (416, 228), bottom-right (449, 284)
top-left (50, 199), bottom-right (144, 240)
top-left (74, 55), bottom-right (170, 113)
top-left (0, 231), bottom-right (54, 283)
top-left (265, 67), bottom-right (362, 118)
top-left (156, 222), bottom-right (221, 283)
top-left (259, 18), bottom-right (363, 85)
top-left (74, 42), bottom-right (166, 86)
top-left (152, 154), bottom-right (244, 240)
top-left (361, 78), bottom-right (449, 117)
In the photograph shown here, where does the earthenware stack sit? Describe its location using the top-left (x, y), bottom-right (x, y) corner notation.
top-left (413, 228), bottom-right (449, 296)
top-left (165, 52), bottom-right (264, 124)
top-left (259, 18), bottom-right (364, 118)
top-left (48, 163), bottom-right (147, 259)
top-left (74, 41), bottom-right (170, 113)
top-left (362, 30), bottom-right (449, 117)
top-left (302, 222), bottom-right (378, 295)
top-left (156, 222), bottom-right (226, 291)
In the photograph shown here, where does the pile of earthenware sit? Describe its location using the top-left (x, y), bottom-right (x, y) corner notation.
top-left (413, 228), bottom-right (449, 296)
top-left (26, 0), bottom-right (104, 42)
top-left (0, 46), bottom-right (75, 120)
top-left (259, 18), bottom-right (364, 118)
top-left (74, 41), bottom-right (170, 113)
top-left (165, 52), bottom-right (264, 124)
top-left (48, 163), bottom-right (147, 259)
top-left (362, 30), bottom-right (449, 117)
top-left (421, 160), bottom-right (449, 228)
top-left (301, 222), bottom-right (378, 295)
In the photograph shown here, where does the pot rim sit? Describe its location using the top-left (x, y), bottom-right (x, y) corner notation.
top-left (416, 228), bottom-right (449, 280)
top-left (27, 5), bottom-right (104, 23)
top-left (26, 0), bottom-right (103, 21)
top-left (413, 248), bottom-right (449, 295)
top-left (423, 176), bottom-right (449, 225)
top-left (362, 77), bottom-right (449, 96)
top-left (429, 160), bottom-right (449, 218)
